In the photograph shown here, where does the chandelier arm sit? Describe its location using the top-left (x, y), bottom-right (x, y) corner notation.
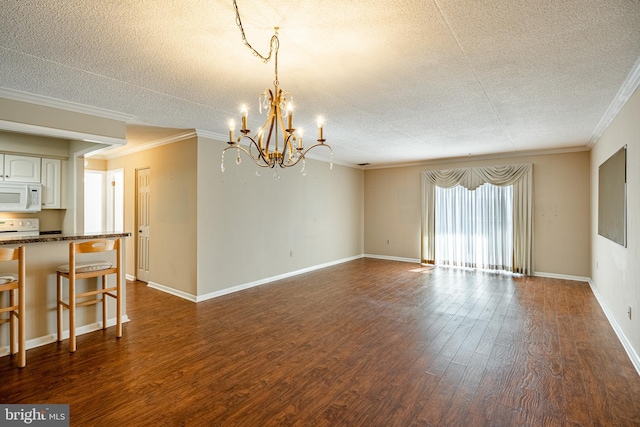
top-left (263, 110), bottom-right (276, 157)
top-left (300, 143), bottom-right (333, 162)
top-left (276, 108), bottom-right (292, 159)
top-left (287, 135), bottom-right (296, 162)
top-left (245, 135), bottom-right (272, 164)
top-left (223, 144), bottom-right (272, 168)
top-left (279, 143), bottom-right (333, 168)
top-left (280, 134), bottom-right (296, 166)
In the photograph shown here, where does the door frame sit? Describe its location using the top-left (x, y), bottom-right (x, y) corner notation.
top-left (135, 167), bottom-right (151, 282)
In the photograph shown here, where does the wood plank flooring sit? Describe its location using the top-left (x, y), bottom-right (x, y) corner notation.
top-left (1, 258), bottom-right (639, 426)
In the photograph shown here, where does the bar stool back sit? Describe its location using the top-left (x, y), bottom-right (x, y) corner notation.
top-left (0, 246), bottom-right (26, 368)
top-left (56, 239), bottom-right (122, 353)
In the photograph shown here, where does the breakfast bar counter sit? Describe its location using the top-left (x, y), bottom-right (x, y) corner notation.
top-left (0, 232), bottom-right (131, 357)
top-left (0, 232), bottom-right (131, 245)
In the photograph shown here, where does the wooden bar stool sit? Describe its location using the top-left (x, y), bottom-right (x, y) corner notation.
top-left (0, 246), bottom-right (26, 368)
top-left (56, 239), bottom-right (122, 353)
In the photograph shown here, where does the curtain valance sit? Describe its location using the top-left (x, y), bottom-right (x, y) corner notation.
top-left (422, 163), bottom-right (531, 190)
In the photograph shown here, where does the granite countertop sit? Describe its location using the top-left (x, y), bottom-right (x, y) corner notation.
top-left (0, 232), bottom-right (132, 245)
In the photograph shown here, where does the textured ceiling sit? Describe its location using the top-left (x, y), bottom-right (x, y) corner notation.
top-left (1, 1), bottom-right (640, 167)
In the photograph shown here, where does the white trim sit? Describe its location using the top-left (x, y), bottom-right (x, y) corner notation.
top-left (587, 279), bottom-right (640, 376)
top-left (0, 119), bottom-right (127, 146)
top-left (0, 87), bottom-right (135, 122)
top-left (0, 316), bottom-right (130, 357)
top-left (126, 274), bottom-right (136, 281)
top-left (99, 130), bottom-right (198, 160)
top-left (195, 128), bottom-right (231, 143)
top-left (533, 271), bottom-right (591, 283)
top-left (588, 55), bottom-right (640, 148)
top-left (364, 254), bottom-right (421, 264)
top-left (147, 281), bottom-right (197, 302)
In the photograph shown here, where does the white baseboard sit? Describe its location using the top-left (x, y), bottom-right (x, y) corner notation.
top-left (533, 271), bottom-right (591, 282)
top-left (587, 280), bottom-right (640, 376)
top-left (147, 281), bottom-right (197, 302)
top-left (149, 255), bottom-right (366, 303)
top-left (126, 274), bottom-right (136, 281)
top-left (0, 316), bottom-right (130, 357)
top-left (364, 254), bottom-right (421, 264)
top-left (195, 255), bottom-right (365, 303)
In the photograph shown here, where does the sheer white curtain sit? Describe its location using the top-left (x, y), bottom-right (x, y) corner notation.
top-left (435, 183), bottom-right (513, 271)
top-left (421, 164), bottom-right (533, 275)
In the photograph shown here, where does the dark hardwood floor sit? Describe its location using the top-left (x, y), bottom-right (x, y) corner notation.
top-left (1, 258), bottom-right (639, 426)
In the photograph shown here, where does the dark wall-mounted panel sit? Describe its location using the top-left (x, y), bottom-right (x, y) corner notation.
top-left (598, 146), bottom-right (627, 247)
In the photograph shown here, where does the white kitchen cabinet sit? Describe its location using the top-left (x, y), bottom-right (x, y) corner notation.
top-left (0, 154), bottom-right (3, 181)
top-left (41, 158), bottom-right (62, 209)
top-left (3, 154), bottom-right (41, 183)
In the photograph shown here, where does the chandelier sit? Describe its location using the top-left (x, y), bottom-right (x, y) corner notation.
top-left (221, 0), bottom-right (332, 177)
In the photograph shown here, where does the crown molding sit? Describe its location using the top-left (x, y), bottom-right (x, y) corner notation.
top-left (362, 145), bottom-right (591, 170)
top-left (96, 130), bottom-right (198, 160)
top-left (194, 128), bottom-right (228, 142)
top-left (0, 87), bottom-right (135, 122)
top-left (588, 56), bottom-right (640, 148)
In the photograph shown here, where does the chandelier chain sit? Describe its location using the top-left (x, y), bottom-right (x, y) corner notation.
top-left (232, 0), bottom-right (279, 84)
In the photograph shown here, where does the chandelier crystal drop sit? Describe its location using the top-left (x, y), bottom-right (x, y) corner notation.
top-left (220, 0), bottom-right (332, 174)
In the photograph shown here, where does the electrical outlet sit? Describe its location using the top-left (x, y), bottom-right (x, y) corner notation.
top-left (628, 306), bottom-right (632, 320)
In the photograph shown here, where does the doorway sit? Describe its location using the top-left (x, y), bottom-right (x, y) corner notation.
top-left (84, 169), bottom-right (124, 233)
top-left (84, 170), bottom-right (105, 233)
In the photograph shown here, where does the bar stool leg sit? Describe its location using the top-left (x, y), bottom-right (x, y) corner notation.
top-left (9, 288), bottom-right (16, 356)
top-left (56, 273), bottom-right (62, 342)
top-left (101, 276), bottom-right (107, 330)
top-left (18, 273), bottom-right (25, 368)
top-left (69, 274), bottom-right (76, 353)
top-left (116, 238), bottom-right (122, 338)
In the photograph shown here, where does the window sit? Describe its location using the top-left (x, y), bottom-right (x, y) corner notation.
top-left (435, 183), bottom-right (513, 272)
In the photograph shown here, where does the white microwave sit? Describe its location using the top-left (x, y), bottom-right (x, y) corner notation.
top-left (0, 182), bottom-right (42, 212)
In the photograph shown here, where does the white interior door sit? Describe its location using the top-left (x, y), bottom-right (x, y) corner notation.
top-left (136, 168), bottom-right (150, 282)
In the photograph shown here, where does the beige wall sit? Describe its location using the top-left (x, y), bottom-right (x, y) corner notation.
top-left (197, 137), bottom-right (364, 296)
top-left (0, 97), bottom-right (126, 141)
top-left (107, 138), bottom-right (198, 295)
top-left (364, 151), bottom-right (591, 277)
top-left (591, 86), bottom-right (640, 360)
top-left (0, 130), bottom-right (70, 158)
top-left (85, 158), bottom-right (107, 171)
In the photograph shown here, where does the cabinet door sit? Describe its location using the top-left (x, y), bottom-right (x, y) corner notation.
top-left (0, 154), bottom-right (3, 181)
top-left (4, 155), bottom-right (41, 182)
top-left (41, 158), bottom-right (61, 209)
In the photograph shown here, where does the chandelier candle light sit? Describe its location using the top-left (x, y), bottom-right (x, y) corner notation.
top-left (221, 0), bottom-right (332, 177)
